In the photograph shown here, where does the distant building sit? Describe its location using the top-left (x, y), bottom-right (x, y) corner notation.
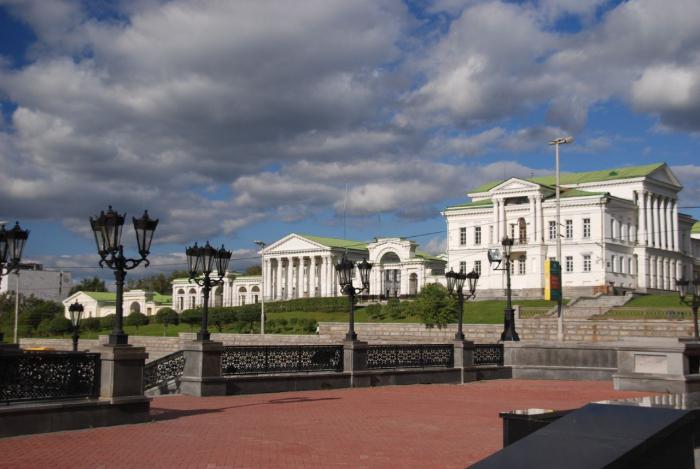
top-left (444, 162), bottom-right (698, 297)
top-left (0, 263), bottom-right (72, 302)
top-left (172, 274), bottom-right (262, 312)
top-left (62, 290), bottom-right (172, 319)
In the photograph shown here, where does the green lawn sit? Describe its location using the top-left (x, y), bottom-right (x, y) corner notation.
top-left (625, 294), bottom-right (685, 308)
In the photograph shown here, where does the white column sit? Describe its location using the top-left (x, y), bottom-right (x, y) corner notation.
top-left (536, 197), bottom-right (544, 242)
top-left (529, 197), bottom-right (536, 244)
top-left (276, 258), bottom-right (283, 300)
top-left (638, 191), bottom-right (647, 246)
top-left (648, 195), bottom-right (655, 246)
top-left (493, 200), bottom-right (500, 243)
top-left (672, 200), bottom-right (679, 251)
top-left (499, 199), bottom-right (506, 242)
top-left (655, 195), bottom-right (662, 248)
top-left (321, 255), bottom-right (330, 296)
top-left (299, 257), bottom-right (306, 298)
top-left (666, 198), bottom-right (672, 250)
top-left (310, 256), bottom-right (316, 297)
top-left (661, 198), bottom-right (668, 250)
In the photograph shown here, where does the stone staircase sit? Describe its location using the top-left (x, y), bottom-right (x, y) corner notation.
top-left (562, 293), bottom-right (633, 319)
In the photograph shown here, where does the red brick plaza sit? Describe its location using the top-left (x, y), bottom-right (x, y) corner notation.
top-left (0, 380), bottom-right (651, 469)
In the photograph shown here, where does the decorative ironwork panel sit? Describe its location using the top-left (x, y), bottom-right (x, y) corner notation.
top-left (143, 350), bottom-right (185, 391)
top-left (222, 345), bottom-right (343, 375)
top-left (367, 344), bottom-right (453, 369)
top-left (474, 344), bottom-right (504, 366)
top-left (0, 351), bottom-right (100, 404)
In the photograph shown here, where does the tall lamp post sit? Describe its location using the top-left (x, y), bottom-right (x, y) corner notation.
top-left (68, 301), bottom-right (84, 352)
top-left (488, 236), bottom-right (520, 341)
top-left (90, 206), bottom-right (158, 346)
top-left (676, 277), bottom-right (700, 340)
top-left (336, 256), bottom-right (372, 341)
top-left (0, 222), bottom-right (30, 343)
top-left (446, 268), bottom-right (479, 340)
top-left (186, 242), bottom-right (232, 341)
top-left (254, 240), bottom-right (267, 334)
top-left (548, 136), bottom-right (573, 341)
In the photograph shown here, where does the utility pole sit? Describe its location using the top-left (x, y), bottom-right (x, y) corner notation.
top-left (254, 241), bottom-right (267, 335)
top-left (13, 271), bottom-right (20, 343)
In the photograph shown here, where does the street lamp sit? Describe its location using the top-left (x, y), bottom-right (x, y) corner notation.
top-left (0, 222), bottom-right (30, 343)
top-left (186, 242), bottom-right (232, 341)
top-left (676, 277), bottom-right (700, 340)
top-left (336, 256), bottom-right (372, 341)
top-left (68, 301), bottom-right (84, 352)
top-left (488, 236), bottom-right (519, 341)
top-left (254, 240), bottom-right (267, 334)
top-left (446, 268), bottom-right (479, 341)
top-left (90, 206), bottom-right (158, 346)
top-left (549, 136), bottom-right (573, 341)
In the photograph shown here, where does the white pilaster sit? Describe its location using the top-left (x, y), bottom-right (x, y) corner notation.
top-left (493, 200), bottom-right (500, 243)
top-left (655, 195), bottom-right (662, 248)
top-left (499, 199), bottom-right (506, 242)
top-left (529, 197), bottom-right (536, 244)
top-left (536, 197), bottom-right (544, 242)
top-left (639, 191), bottom-right (647, 246)
top-left (672, 200), bottom-right (679, 251)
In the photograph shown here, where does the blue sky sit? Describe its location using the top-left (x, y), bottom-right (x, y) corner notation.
top-left (0, 0), bottom-right (699, 283)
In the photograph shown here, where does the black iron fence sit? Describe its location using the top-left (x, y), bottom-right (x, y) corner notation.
top-left (367, 344), bottom-right (454, 369)
top-left (143, 351), bottom-right (185, 391)
top-left (474, 344), bottom-right (504, 366)
top-left (0, 351), bottom-right (101, 404)
top-left (222, 345), bottom-right (344, 375)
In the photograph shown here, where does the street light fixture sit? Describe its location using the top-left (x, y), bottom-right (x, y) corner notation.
top-left (0, 222), bottom-right (30, 343)
top-left (446, 268), bottom-right (479, 341)
top-left (90, 206), bottom-right (158, 346)
top-left (488, 236), bottom-right (519, 341)
top-left (336, 256), bottom-right (372, 341)
top-left (186, 242), bottom-right (232, 341)
top-left (68, 301), bottom-right (84, 352)
top-left (676, 277), bottom-right (700, 340)
top-left (548, 135), bottom-right (574, 341)
top-left (254, 240), bottom-right (267, 334)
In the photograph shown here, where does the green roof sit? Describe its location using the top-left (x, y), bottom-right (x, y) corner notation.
top-left (555, 188), bottom-right (607, 199)
top-left (444, 198), bottom-right (494, 211)
top-left (415, 250), bottom-right (445, 262)
top-left (300, 234), bottom-right (367, 250)
top-left (82, 291), bottom-right (116, 302)
top-left (469, 162), bottom-right (666, 193)
top-left (692, 222), bottom-right (700, 234)
top-left (154, 294), bottom-right (172, 305)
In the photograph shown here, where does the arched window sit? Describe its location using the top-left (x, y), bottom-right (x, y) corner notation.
top-left (252, 286), bottom-right (260, 304)
top-left (238, 286), bottom-right (247, 306)
top-left (518, 256), bottom-right (526, 275)
top-left (518, 218), bottom-right (527, 243)
top-left (409, 273), bottom-right (418, 295)
top-left (129, 302), bottom-right (140, 314)
top-left (189, 288), bottom-right (197, 309)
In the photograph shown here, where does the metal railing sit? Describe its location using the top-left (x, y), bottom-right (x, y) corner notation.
top-left (474, 344), bottom-right (504, 366)
top-left (367, 344), bottom-right (454, 369)
top-left (222, 345), bottom-right (343, 375)
top-left (143, 350), bottom-right (185, 391)
top-left (0, 351), bottom-right (101, 404)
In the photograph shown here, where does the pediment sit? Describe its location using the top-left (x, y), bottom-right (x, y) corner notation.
top-left (490, 178), bottom-right (542, 193)
top-left (264, 234), bottom-right (329, 253)
top-left (648, 164), bottom-right (682, 188)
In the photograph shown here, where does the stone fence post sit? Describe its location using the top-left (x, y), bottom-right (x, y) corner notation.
top-left (454, 340), bottom-right (475, 383)
top-left (180, 340), bottom-right (227, 396)
top-left (343, 340), bottom-right (368, 387)
top-left (95, 344), bottom-right (150, 405)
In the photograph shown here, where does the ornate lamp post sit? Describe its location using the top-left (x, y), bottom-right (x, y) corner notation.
top-left (446, 268), bottom-right (479, 341)
top-left (0, 222), bottom-right (30, 343)
top-left (186, 242), bottom-right (232, 341)
top-left (488, 236), bottom-right (520, 341)
top-left (90, 206), bottom-right (158, 346)
top-left (676, 277), bottom-right (700, 340)
top-left (336, 256), bottom-right (372, 341)
top-left (68, 301), bottom-right (84, 352)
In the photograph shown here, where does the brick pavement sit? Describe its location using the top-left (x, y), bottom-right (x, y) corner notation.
top-left (0, 380), bottom-right (653, 469)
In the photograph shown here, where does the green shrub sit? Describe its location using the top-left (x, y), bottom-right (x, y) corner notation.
top-left (363, 303), bottom-right (385, 320)
top-left (265, 297), bottom-right (349, 313)
top-left (126, 311), bottom-right (149, 330)
top-left (48, 316), bottom-right (72, 336)
top-left (385, 299), bottom-right (405, 320)
top-left (155, 308), bottom-right (179, 325)
top-left (36, 318), bottom-right (53, 337)
top-left (180, 309), bottom-right (202, 330)
top-left (99, 314), bottom-right (116, 330)
top-left (81, 317), bottom-right (101, 332)
top-left (414, 283), bottom-right (457, 328)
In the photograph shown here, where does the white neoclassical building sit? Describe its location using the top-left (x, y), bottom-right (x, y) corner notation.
top-left (171, 274), bottom-right (262, 312)
top-left (259, 234), bottom-right (445, 300)
top-left (444, 162), bottom-right (699, 297)
top-left (62, 290), bottom-right (172, 319)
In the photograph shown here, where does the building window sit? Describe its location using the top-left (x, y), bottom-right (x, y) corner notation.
top-left (518, 218), bottom-right (527, 243)
top-left (518, 256), bottom-right (526, 275)
top-left (549, 221), bottom-right (557, 240)
top-left (489, 226), bottom-right (494, 244)
top-left (611, 255), bottom-right (616, 272)
top-left (583, 255), bottom-right (591, 272)
top-left (459, 261), bottom-right (466, 273)
top-left (583, 218), bottom-right (591, 238)
top-left (628, 258), bottom-right (633, 274)
top-left (565, 256), bottom-right (573, 273)
top-left (618, 257), bottom-right (623, 273)
top-left (459, 227), bottom-right (466, 246)
top-left (565, 220), bottom-right (573, 239)
top-left (610, 219), bottom-right (616, 239)
top-left (474, 226), bottom-right (482, 245)
top-left (474, 260), bottom-right (481, 275)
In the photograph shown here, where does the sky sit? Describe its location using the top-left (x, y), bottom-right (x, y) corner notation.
top-left (0, 0), bottom-right (699, 285)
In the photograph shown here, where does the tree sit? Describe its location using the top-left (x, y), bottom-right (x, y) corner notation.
top-left (99, 314), bottom-right (116, 330)
top-left (238, 309), bottom-right (259, 332)
top-left (244, 265), bottom-right (262, 276)
top-left (69, 277), bottom-right (107, 295)
top-left (414, 283), bottom-right (457, 328)
top-left (155, 307), bottom-right (179, 336)
top-left (48, 316), bottom-right (72, 336)
top-left (126, 311), bottom-right (149, 331)
top-left (180, 309), bottom-right (202, 331)
top-left (18, 297), bottom-right (63, 329)
top-left (81, 317), bottom-right (101, 332)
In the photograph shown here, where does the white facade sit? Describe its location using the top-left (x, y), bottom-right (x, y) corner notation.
top-left (171, 274), bottom-right (262, 312)
top-left (0, 264), bottom-right (72, 302)
top-left (62, 290), bottom-right (172, 319)
top-left (444, 163), bottom-right (698, 296)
